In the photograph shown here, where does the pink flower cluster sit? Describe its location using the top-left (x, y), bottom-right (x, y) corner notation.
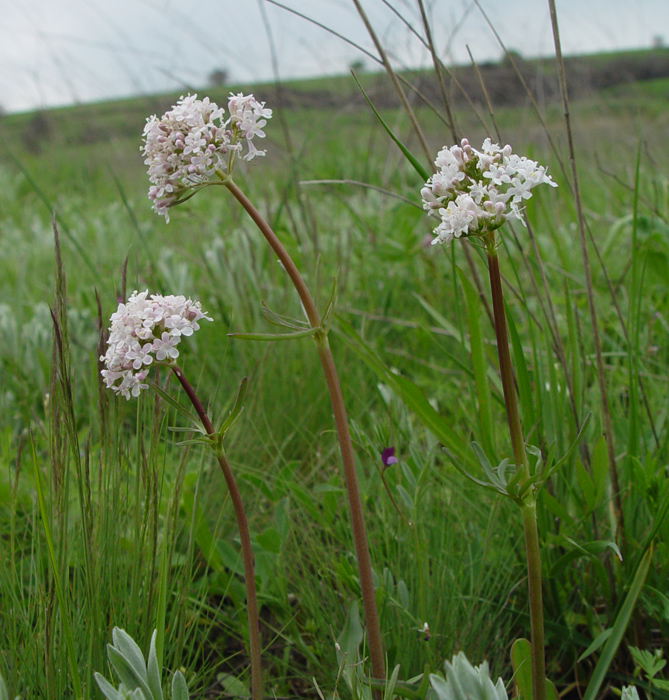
top-left (142, 93), bottom-right (272, 221)
top-left (421, 138), bottom-right (557, 245)
top-left (100, 291), bottom-right (212, 400)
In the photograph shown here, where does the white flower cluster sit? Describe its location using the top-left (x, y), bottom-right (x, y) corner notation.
top-left (421, 138), bottom-right (557, 245)
top-left (142, 93), bottom-right (272, 221)
top-left (100, 291), bottom-right (212, 400)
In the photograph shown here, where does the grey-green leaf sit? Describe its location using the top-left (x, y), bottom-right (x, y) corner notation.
top-left (107, 646), bottom-right (153, 700)
top-left (147, 631), bottom-right (164, 700)
top-left (93, 673), bottom-right (122, 700)
top-left (111, 629), bottom-right (149, 683)
top-left (171, 671), bottom-right (189, 700)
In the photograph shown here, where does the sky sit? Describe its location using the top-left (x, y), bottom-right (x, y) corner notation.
top-left (1, 0), bottom-right (667, 114)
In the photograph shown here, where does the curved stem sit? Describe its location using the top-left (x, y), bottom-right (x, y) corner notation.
top-left (316, 338), bottom-right (385, 683)
top-left (225, 179), bottom-right (320, 328)
top-left (485, 236), bottom-right (545, 700)
top-left (170, 365), bottom-right (263, 700)
top-left (224, 179), bottom-right (386, 685)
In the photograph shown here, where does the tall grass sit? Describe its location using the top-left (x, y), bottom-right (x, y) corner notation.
top-left (1, 9), bottom-right (669, 697)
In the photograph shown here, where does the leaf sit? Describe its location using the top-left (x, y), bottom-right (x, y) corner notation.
top-left (505, 303), bottom-right (536, 430)
top-left (384, 664), bottom-right (402, 700)
top-left (511, 638), bottom-right (556, 700)
top-left (577, 628), bottom-right (612, 663)
top-left (256, 527), bottom-right (282, 554)
top-left (217, 376), bottom-right (248, 436)
top-left (457, 268), bottom-right (495, 457)
top-left (540, 413), bottom-right (591, 483)
top-left (511, 639), bottom-right (532, 700)
top-left (338, 600), bottom-right (364, 660)
top-left (321, 277), bottom-right (338, 332)
top-left (590, 438), bottom-right (609, 505)
top-left (171, 671), bottom-right (190, 700)
top-left (540, 491), bottom-right (574, 526)
top-left (107, 646), bottom-right (153, 700)
top-left (351, 72), bottom-right (430, 182)
top-left (228, 328), bottom-right (317, 341)
top-left (111, 629), bottom-right (149, 688)
top-left (583, 546), bottom-right (654, 700)
top-left (260, 301), bottom-right (310, 330)
top-left (93, 674), bottom-right (121, 700)
top-left (147, 631), bottom-right (164, 700)
top-left (397, 579), bottom-right (410, 610)
top-left (575, 460), bottom-right (596, 513)
top-left (149, 382), bottom-right (202, 429)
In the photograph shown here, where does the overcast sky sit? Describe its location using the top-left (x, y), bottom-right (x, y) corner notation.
top-left (1, 0), bottom-right (667, 114)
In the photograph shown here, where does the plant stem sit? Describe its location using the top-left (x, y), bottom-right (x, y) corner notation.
top-left (485, 235), bottom-right (545, 700)
top-left (170, 365), bottom-right (263, 700)
top-left (224, 179), bottom-right (386, 686)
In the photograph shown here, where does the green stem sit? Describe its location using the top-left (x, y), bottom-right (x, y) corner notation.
top-left (170, 365), bottom-right (263, 700)
top-left (224, 179), bottom-right (386, 686)
top-left (485, 235), bottom-right (545, 700)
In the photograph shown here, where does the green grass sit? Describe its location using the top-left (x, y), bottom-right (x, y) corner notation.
top-left (1, 47), bottom-right (669, 700)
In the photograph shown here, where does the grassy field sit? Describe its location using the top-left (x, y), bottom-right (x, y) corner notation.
top-left (1, 45), bottom-right (669, 700)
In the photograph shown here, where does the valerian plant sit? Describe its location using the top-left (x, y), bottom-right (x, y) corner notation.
top-left (422, 138), bottom-right (558, 700)
top-left (141, 93), bottom-right (386, 687)
top-left (100, 292), bottom-right (262, 700)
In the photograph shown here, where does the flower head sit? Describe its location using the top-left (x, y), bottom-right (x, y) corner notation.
top-left (142, 93), bottom-right (272, 220)
top-left (100, 291), bottom-right (212, 399)
top-left (421, 138), bottom-right (557, 245)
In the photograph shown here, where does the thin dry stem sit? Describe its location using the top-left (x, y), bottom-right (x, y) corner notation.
top-left (546, 0), bottom-right (624, 539)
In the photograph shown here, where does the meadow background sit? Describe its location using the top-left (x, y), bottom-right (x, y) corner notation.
top-left (1, 33), bottom-right (669, 699)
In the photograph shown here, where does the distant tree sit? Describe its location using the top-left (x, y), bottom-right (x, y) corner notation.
top-left (501, 50), bottom-right (526, 67)
top-left (21, 111), bottom-right (52, 154)
top-left (652, 35), bottom-right (665, 49)
top-left (349, 58), bottom-right (366, 74)
top-left (208, 68), bottom-right (229, 87)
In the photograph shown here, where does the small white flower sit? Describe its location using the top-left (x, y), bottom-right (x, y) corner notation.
top-left (422, 138), bottom-right (557, 245)
top-left (142, 92), bottom-right (272, 220)
top-left (100, 291), bottom-right (212, 399)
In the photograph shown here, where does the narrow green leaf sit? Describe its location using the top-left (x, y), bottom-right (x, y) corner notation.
top-left (442, 447), bottom-right (504, 493)
top-left (577, 628), bottom-right (612, 663)
top-left (322, 277), bottom-right (338, 331)
top-left (540, 491), bottom-right (574, 526)
top-left (583, 546), bottom-right (653, 700)
top-left (457, 268), bottom-right (495, 456)
top-left (228, 328), bottom-right (317, 341)
top-left (351, 72), bottom-right (430, 181)
top-left (541, 413), bottom-right (591, 483)
top-left (261, 301), bottom-right (310, 330)
top-left (384, 664), bottom-right (402, 700)
top-left (505, 304), bottom-right (536, 430)
top-left (590, 438), bottom-right (608, 504)
top-left (149, 382), bottom-right (202, 428)
top-left (218, 376), bottom-right (248, 437)
top-left (575, 460), bottom-right (596, 513)
top-left (416, 665), bottom-right (432, 700)
top-left (471, 442), bottom-right (504, 490)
